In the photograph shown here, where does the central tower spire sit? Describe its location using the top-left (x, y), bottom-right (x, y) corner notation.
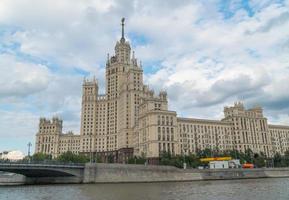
top-left (114, 17), bottom-right (131, 63)
top-left (121, 17), bottom-right (125, 42)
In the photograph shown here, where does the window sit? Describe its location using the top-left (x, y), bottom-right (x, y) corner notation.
top-left (158, 127), bottom-right (161, 140)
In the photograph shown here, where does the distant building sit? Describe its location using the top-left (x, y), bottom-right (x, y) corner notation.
top-left (0, 151), bottom-right (25, 161)
top-left (35, 19), bottom-right (289, 162)
top-left (35, 118), bottom-right (80, 158)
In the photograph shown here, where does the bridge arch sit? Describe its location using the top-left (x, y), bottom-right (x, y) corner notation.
top-left (0, 163), bottom-right (84, 178)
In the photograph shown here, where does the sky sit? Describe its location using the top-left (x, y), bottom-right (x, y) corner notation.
top-left (0, 0), bottom-right (289, 154)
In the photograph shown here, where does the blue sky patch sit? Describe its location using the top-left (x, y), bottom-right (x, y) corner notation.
top-left (128, 32), bottom-right (150, 46)
top-left (218, 0), bottom-right (255, 19)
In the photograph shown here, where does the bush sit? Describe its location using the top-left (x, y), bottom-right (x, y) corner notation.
top-left (31, 153), bottom-right (52, 161)
top-left (57, 151), bottom-right (89, 163)
top-left (128, 156), bottom-right (146, 164)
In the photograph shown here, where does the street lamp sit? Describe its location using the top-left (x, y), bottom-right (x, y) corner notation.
top-left (90, 134), bottom-right (93, 163)
top-left (183, 144), bottom-right (188, 170)
top-left (27, 142), bottom-right (32, 163)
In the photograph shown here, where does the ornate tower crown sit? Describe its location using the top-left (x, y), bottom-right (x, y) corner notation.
top-left (115, 17), bottom-right (131, 63)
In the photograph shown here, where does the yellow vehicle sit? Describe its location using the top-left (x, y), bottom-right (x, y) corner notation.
top-left (200, 157), bottom-right (232, 162)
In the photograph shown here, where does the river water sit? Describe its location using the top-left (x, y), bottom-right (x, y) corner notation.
top-left (0, 178), bottom-right (288, 200)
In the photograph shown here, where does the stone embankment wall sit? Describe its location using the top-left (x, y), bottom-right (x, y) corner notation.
top-left (0, 174), bottom-right (25, 185)
top-left (84, 163), bottom-right (202, 183)
top-left (83, 163), bottom-right (289, 183)
top-left (1, 164), bottom-right (289, 185)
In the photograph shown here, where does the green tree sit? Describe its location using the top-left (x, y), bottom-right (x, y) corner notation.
top-left (159, 151), bottom-right (173, 165)
top-left (199, 148), bottom-right (213, 158)
top-left (244, 149), bottom-right (254, 163)
top-left (57, 151), bottom-right (89, 163)
top-left (190, 154), bottom-right (201, 168)
top-left (95, 154), bottom-right (102, 163)
top-left (283, 150), bottom-right (289, 167)
top-left (31, 153), bottom-right (52, 161)
top-left (253, 153), bottom-right (265, 168)
top-left (128, 156), bottom-right (146, 164)
top-left (273, 153), bottom-right (283, 167)
top-left (107, 153), bottom-right (114, 163)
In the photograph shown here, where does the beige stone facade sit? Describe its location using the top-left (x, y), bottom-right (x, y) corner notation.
top-left (222, 102), bottom-right (273, 157)
top-left (35, 118), bottom-right (80, 158)
top-left (35, 19), bottom-right (289, 161)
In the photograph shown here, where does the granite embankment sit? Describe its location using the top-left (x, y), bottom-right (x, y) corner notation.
top-left (0, 173), bottom-right (25, 185)
top-left (1, 164), bottom-right (289, 185)
top-left (83, 163), bottom-right (289, 183)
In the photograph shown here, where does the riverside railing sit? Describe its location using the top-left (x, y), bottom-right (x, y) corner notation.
top-left (0, 160), bottom-right (85, 167)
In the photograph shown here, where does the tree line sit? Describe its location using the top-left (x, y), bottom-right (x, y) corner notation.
top-left (20, 148), bottom-right (289, 168)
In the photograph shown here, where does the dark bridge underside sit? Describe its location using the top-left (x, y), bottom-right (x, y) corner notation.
top-left (0, 169), bottom-right (76, 177)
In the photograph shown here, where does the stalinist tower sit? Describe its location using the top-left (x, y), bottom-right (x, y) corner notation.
top-left (80, 18), bottom-right (144, 162)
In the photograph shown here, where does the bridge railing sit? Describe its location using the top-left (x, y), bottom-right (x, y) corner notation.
top-left (0, 159), bottom-right (85, 167)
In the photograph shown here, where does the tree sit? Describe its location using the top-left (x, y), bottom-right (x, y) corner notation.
top-left (31, 153), bottom-right (52, 161)
top-left (282, 150), bottom-right (289, 167)
top-left (244, 149), bottom-right (254, 163)
top-left (95, 154), bottom-right (102, 163)
top-left (159, 151), bottom-right (173, 165)
top-left (107, 153), bottom-right (114, 163)
top-left (273, 153), bottom-right (283, 167)
top-left (196, 148), bottom-right (213, 159)
top-left (57, 151), bottom-right (89, 163)
top-left (128, 156), bottom-right (146, 164)
top-left (185, 153), bottom-right (201, 168)
top-left (253, 153), bottom-right (265, 168)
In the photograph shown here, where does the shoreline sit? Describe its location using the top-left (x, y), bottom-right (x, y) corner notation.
top-left (1, 164), bottom-right (289, 185)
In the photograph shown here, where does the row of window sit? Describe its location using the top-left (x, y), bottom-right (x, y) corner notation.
top-left (157, 115), bottom-right (174, 126)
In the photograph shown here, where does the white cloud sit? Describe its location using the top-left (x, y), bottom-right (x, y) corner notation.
top-left (0, 54), bottom-right (50, 98)
top-left (0, 110), bottom-right (38, 138)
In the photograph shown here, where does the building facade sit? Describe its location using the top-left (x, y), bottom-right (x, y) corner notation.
top-left (35, 19), bottom-right (289, 161)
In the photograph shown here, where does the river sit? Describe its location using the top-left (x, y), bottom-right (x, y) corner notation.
top-left (0, 178), bottom-right (288, 200)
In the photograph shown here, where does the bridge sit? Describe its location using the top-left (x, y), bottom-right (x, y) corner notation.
top-left (0, 161), bottom-right (85, 184)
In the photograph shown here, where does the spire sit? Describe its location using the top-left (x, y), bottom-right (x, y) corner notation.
top-left (115, 18), bottom-right (131, 63)
top-left (121, 17), bottom-right (125, 42)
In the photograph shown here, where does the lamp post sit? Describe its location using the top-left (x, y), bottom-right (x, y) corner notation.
top-left (272, 144), bottom-right (276, 168)
top-left (90, 134), bottom-right (93, 163)
top-left (183, 144), bottom-right (188, 170)
top-left (27, 142), bottom-right (32, 163)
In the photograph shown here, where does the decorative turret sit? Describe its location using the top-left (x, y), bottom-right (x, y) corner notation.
top-left (106, 53), bottom-right (110, 67)
top-left (234, 101), bottom-right (245, 109)
top-left (159, 90), bottom-right (167, 100)
top-left (148, 89), bottom-right (154, 97)
top-left (223, 101), bottom-right (264, 118)
top-left (38, 117), bottom-right (63, 134)
top-left (82, 77), bottom-right (98, 102)
top-left (131, 51), bottom-right (137, 66)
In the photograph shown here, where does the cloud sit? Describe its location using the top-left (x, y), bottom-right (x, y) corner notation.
top-left (194, 74), bottom-right (269, 107)
top-left (257, 11), bottom-right (289, 32)
top-left (0, 54), bottom-right (50, 98)
top-left (0, 110), bottom-right (38, 138)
